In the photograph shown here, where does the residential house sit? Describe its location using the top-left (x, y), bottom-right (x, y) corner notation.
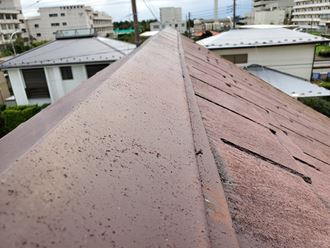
top-left (0, 29), bottom-right (135, 105)
top-left (197, 27), bottom-right (329, 80)
top-left (26, 5), bottom-right (114, 41)
top-left (0, 0), bottom-right (28, 49)
top-left (150, 7), bottom-right (186, 33)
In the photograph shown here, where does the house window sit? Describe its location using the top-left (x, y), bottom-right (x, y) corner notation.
top-left (60, 66), bottom-right (73, 80)
top-left (62, 22), bottom-right (67, 26)
top-left (222, 54), bottom-right (248, 64)
top-left (85, 64), bottom-right (109, 78)
top-left (49, 13), bottom-right (58, 17)
top-left (22, 68), bottom-right (50, 99)
top-left (34, 24), bottom-right (39, 28)
top-left (36, 33), bottom-right (41, 37)
top-left (51, 23), bottom-right (60, 27)
top-left (61, 13), bottom-right (65, 16)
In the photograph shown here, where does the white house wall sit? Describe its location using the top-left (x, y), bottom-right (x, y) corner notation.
top-left (44, 66), bottom-right (64, 102)
top-left (213, 44), bottom-right (315, 80)
top-left (7, 69), bottom-right (29, 105)
top-left (41, 65), bottom-right (88, 103)
top-left (61, 65), bottom-right (88, 95)
top-left (9, 64), bottom-right (89, 106)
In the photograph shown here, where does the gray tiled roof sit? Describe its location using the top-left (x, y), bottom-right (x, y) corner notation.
top-left (0, 37), bottom-right (136, 69)
top-left (197, 28), bottom-right (330, 49)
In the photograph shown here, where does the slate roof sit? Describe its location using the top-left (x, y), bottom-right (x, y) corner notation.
top-left (0, 29), bottom-right (329, 248)
top-left (197, 28), bottom-right (330, 49)
top-left (0, 37), bottom-right (136, 69)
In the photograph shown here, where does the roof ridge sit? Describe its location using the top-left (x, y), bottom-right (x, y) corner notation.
top-left (177, 32), bottom-right (240, 248)
top-left (95, 37), bottom-right (127, 56)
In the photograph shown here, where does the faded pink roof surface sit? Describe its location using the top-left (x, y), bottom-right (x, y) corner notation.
top-left (0, 29), bottom-right (329, 247)
top-left (182, 36), bottom-right (330, 247)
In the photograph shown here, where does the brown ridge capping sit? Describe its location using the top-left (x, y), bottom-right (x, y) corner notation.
top-left (177, 34), bottom-right (240, 247)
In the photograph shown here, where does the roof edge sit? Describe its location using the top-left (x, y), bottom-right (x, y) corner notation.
top-left (206, 40), bottom-right (329, 50)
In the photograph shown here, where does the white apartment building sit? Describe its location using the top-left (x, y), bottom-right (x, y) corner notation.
top-left (150, 7), bottom-right (186, 33)
top-left (26, 5), bottom-right (114, 41)
top-left (292, 0), bottom-right (330, 29)
top-left (0, 0), bottom-right (28, 49)
top-left (252, 0), bottom-right (294, 25)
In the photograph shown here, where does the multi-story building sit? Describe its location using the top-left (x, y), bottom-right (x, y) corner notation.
top-left (0, 0), bottom-right (28, 49)
top-left (292, 0), bottom-right (330, 29)
top-left (252, 0), bottom-right (294, 25)
top-left (254, 0), bottom-right (294, 11)
top-left (150, 7), bottom-right (186, 33)
top-left (26, 5), bottom-right (114, 41)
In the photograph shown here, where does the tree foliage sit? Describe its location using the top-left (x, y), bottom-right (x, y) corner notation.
top-left (0, 38), bottom-right (48, 58)
top-left (298, 96), bottom-right (330, 118)
top-left (0, 104), bottom-right (49, 138)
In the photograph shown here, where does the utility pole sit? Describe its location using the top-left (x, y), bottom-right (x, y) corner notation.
top-left (131, 0), bottom-right (140, 47)
top-left (233, 0), bottom-right (236, 29)
top-left (188, 12), bottom-right (191, 38)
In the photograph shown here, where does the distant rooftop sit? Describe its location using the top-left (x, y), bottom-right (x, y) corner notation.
top-left (140, 31), bottom-right (159, 37)
top-left (0, 36), bottom-right (136, 69)
top-left (38, 4), bottom-right (88, 10)
top-left (238, 24), bottom-right (298, 29)
top-left (197, 28), bottom-right (330, 49)
top-left (246, 64), bottom-right (330, 97)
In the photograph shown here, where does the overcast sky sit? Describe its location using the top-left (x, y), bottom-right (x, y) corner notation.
top-left (20, 0), bottom-right (252, 21)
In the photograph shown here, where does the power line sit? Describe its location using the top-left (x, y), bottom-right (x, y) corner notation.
top-left (142, 0), bottom-right (158, 20)
top-left (233, 0), bottom-right (236, 29)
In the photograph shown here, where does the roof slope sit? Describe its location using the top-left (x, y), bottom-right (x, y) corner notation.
top-left (183, 36), bottom-right (330, 247)
top-left (0, 37), bottom-right (136, 69)
top-left (197, 28), bottom-right (329, 49)
top-left (0, 29), bottom-right (329, 247)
